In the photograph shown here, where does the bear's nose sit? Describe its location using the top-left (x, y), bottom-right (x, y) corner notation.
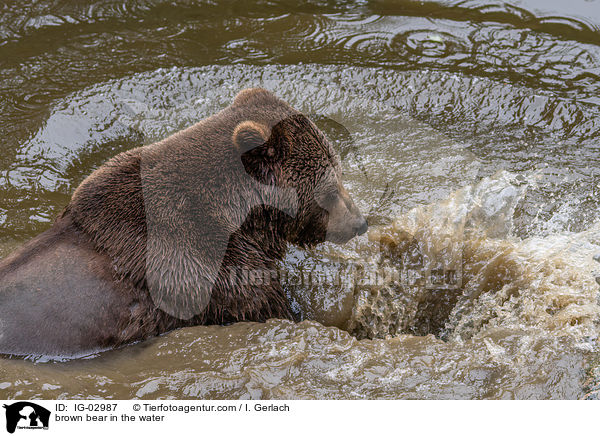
top-left (354, 216), bottom-right (368, 236)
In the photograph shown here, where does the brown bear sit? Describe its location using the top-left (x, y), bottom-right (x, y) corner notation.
top-left (0, 88), bottom-right (367, 357)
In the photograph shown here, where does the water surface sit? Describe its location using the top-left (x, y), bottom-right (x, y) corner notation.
top-left (1, 0), bottom-right (600, 399)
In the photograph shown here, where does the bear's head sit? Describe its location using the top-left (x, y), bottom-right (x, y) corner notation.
top-left (231, 88), bottom-right (368, 247)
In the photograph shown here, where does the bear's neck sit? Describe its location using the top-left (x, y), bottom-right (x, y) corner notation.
top-left (236, 206), bottom-right (290, 261)
top-left (64, 148), bottom-right (292, 288)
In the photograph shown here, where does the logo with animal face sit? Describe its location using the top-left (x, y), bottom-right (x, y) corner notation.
top-left (2, 402), bottom-right (50, 434)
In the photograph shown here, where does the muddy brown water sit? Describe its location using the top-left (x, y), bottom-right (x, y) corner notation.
top-left (1, 0), bottom-right (600, 399)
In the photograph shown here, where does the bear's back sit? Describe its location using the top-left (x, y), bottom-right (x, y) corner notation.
top-left (0, 220), bottom-right (140, 356)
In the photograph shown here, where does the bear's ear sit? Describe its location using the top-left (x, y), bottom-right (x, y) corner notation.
top-left (233, 88), bottom-right (273, 106)
top-left (234, 120), bottom-right (290, 187)
top-left (232, 120), bottom-right (271, 154)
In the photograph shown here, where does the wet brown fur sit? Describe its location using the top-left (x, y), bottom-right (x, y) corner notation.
top-left (0, 89), bottom-right (365, 356)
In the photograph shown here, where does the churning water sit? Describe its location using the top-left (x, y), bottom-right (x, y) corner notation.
top-left (1, 0), bottom-right (600, 399)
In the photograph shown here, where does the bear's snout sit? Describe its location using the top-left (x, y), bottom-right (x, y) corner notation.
top-left (351, 215), bottom-right (369, 236)
top-left (325, 210), bottom-right (367, 244)
top-left (322, 185), bottom-right (368, 244)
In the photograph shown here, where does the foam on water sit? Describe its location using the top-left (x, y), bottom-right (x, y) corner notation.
top-left (285, 170), bottom-right (600, 347)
